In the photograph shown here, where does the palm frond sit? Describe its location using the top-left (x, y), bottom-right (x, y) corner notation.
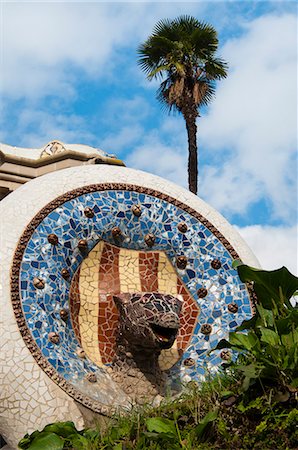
top-left (204, 57), bottom-right (228, 79)
top-left (137, 15), bottom-right (228, 114)
top-left (152, 18), bottom-right (182, 41)
top-left (173, 15), bottom-right (201, 33)
top-left (137, 36), bottom-right (185, 77)
top-left (191, 27), bottom-right (218, 56)
top-left (156, 87), bottom-right (180, 114)
top-left (193, 80), bottom-right (216, 106)
top-left (147, 64), bottom-right (171, 80)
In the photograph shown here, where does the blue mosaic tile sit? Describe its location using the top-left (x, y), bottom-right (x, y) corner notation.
top-left (19, 189), bottom-right (253, 385)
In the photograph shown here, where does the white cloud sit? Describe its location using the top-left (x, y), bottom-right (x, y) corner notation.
top-left (102, 96), bottom-right (151, 126)
top-left (1, 3), bottom-right (134, 98)
top-left (1, 2), bottom-right (203, 99)
top-left (236, 224), bottom-right (298, 275)
top-left (100, 124), bottom-right (143, 154)
top-left (200, 13), bottom-right (297, 222)
top-left (126, 119), bottom-right (188, 187)
top-left (2, 109), bottom-right (96, 148)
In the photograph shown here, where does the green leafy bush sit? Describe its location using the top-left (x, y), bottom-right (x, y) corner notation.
top-left (18, 421), bottom-right (100, 450)
top-left (215, 264), bottom-right (298, 393)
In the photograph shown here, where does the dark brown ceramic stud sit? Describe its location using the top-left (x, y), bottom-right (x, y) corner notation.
top-left (178, 222), bottom-right (188, 233)
top-left (197, 287), bottom-right (208, 298)
top-left (220, 350), bottom-right (231, 361)
top-left (211, 259), bottom-right (222, 270)
top-left (228, 303), bottom-right (238, 314)
top-left (183, 357), bottom-right (195, 367)
top-left (200, 323), bottom-right (212, 335)
top-left (84, 207), bottom-right (94, 218)
top-left (86, 372), bottom-right (97, 383)
top-left (112, 226), bottom-right (122, 238)
top-left (33, 277), bottom-right (45, 290)
top-left (78, 239), bottom-right (88, 250)
top-left (48, 332), bottom-right (60, 344)
top-left (76, 347), bottom-right (86, 358)
top-left (144, 233), bottom-right (156, 247)
top-left (47, 233), bottom-right (59, 245)
top-left (59, 309), bottom-right (69, 321)
top-left (131, 204), bottom-right (142, 217)
top-left (176, 255), bottom-right (187, 270)
top-left (61, 268), bottom-right (70, 280)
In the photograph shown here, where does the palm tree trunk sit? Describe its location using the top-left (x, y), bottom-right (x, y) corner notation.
top-left (185, 114), bottom-right (198, 195)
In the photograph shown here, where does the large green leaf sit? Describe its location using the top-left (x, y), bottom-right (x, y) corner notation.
top-left (256, 305), bottom-right (274, 328)
top-left (146, 417), bottom-right (176, 437)
top-left (229, 332), bottom-right (258, 350)
top-left (237, 265), bottom-right (298, 309)
top-left (43, 421), bottom-right (77, 438)
top-left (260, 328), bottom-right (280, 346)
top-left (27, 432), bottom-right (64, 450)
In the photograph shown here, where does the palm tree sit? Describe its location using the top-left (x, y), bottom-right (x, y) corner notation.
top-left (138, 16), bottom-right (228, 195)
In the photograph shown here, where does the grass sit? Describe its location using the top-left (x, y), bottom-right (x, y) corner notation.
top-left (19, 373), bottom-right (298, 450)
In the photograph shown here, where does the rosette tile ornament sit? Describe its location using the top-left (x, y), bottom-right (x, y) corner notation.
top-left (33, 277), bottom-right (45, 290)
top-left (200, 323), bottom-right (212, 335)
top-left (220, 350), bottom-right (231, 361)
top-left (48, 332), bottom-right (60, 344)
top-left (178, 222), bottom-right (188, 233)
top-left (112, 226), bottom-right (122, 239)
top-left (47, 233), bottom-right (59, 245)
top-left (228, 303), bottom-right (238, 314)
top-left (144, 233), bottom-right (156, 247)
top-left (197, 287), bottom-right (208, 298)
top-left (59, 309), bottom-right (69, 321)
top-left (183, 358), bottom-right (195, 367)
top-left (131, 204), bottom-right (142, 217)
top-left (176, 255), bottom-right (187, 270)
top-left (211, 259), bottom-right (221, 270)
top-left (78, 239), bottom-right (88, 250)
top-left (84, 207), bottom-right (94, 218)
top-left (86, 373), bottom-right (97, 383)
top-left (61, 268), bottom-right (70, 280)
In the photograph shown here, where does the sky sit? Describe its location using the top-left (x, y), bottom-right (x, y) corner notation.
top-left (0, 1), bottom-right (297, 274)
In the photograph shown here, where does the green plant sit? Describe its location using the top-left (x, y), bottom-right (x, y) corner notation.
top-left (215, 264), bottom-right (298, 393)
top-left (18, 421), bottom-right (100, 450)
top-left (138, 16), bottom-right (227, 194)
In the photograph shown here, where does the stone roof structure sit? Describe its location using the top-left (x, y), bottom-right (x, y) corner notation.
top-left (0, 140), bottom-right (125, 200)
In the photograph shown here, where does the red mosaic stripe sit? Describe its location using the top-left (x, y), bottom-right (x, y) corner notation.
top-left (139, 251), bottom-right (159, 292)
top-left (98, 243), bottom-right (120, 364)
top-left (69, 267), bottom-right (82, 345)
top-left (177, 278), bottom-right (199, 351)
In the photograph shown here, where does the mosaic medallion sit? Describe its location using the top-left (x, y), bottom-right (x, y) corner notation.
top-left (11, 184), bottom-right (254, 412)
